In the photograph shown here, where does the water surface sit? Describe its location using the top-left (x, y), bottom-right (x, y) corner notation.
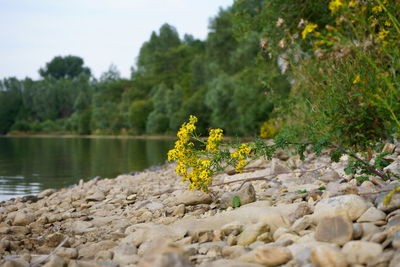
top-left (0, 137), bottom-right (175, 201)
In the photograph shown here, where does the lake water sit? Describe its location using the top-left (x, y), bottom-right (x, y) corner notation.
top-left (0, 137), bottom-right (175, 201)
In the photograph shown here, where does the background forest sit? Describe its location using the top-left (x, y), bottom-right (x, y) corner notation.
top-left (1, 0), bottom-right (399, 148)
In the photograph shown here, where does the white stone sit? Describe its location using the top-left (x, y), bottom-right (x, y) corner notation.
top-left (313, 195), bottom-right (370, 222)
top-left (357, 207), bottom-right (386, 223)
top-left (342, 241), bottom-right (383, 265)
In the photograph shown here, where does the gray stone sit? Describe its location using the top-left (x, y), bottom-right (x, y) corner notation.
top-left (320, 171), bottom-right (341, 183)
top-left (389, 253), bottom-right (400, 267)
top-left (56, 247), bottom-right (79, 259)
top-left (220, 183), bottom-right (256, 209)
top-left (221, 221), bottom-right (243, 236)
top-left (43, 255), bottom-right (66, 267)
top-left (313, 195), bottom-right (370, 222)
top-left (342, 241), bottom-right (383, 265)
top-left (221, 245), bottom-right (248, 258)
top-left (113, 243), bottom-right (139, 265)
top-left (375, 183), bottom-right (400, 212)
top-left (173, 190), bottom-right (212, 206)
top-left (1, 259), bottom-right (30, 267)
top-left (382, 143), bottom-right (396, 153)
top-left (239, 246), bottom-right (292, 267)
top-left (271, 159), bottom-right (290, 175)
top-left (384, 161), bottom-right (400, 177)
top-left (237, 222), bottom-right (270, 246)
top-left (357, 207), bottom-right (386, 223)
top-left (172, 204), bottom-right (186, 217)
top-left (13, 211), bottom-right (35, 226)
top-left (310, 246), bottom-right (347, 267)
top-left (79, 240), bottom-right (117, 259)
top-left (86, 191), bottom-right (105, 201)
top-left (138, 238), bottom-right (193, 267)
top-left (199, 259), bottom-right (264, 267)
top-left (38, 188), bottom-right (56, 198)
top-left (291, 216), bottom-right (313, 233)
top-left (392, 230), bottom-right (400, 249)
top-left (315, 215), bottom-right (353, 245)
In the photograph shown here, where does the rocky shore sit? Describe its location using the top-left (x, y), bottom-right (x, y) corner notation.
top-left (1, 144), bottom-right (400, 267)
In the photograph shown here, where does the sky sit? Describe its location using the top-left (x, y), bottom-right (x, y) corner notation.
top-left (0, 0), bottom-right (234, 80)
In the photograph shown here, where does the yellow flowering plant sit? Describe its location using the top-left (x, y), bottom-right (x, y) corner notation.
top-left (168, 116), bottom-right (279, 192)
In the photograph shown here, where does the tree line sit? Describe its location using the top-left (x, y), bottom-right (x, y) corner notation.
top-left (0, 1), bottom-right (291, 137)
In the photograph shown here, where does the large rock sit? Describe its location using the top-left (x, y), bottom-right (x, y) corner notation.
top-left (313, 195), bottom-right (370, 222)
top-left (173, 190), bottom-right (212, 206)
top-left (375, 183), bottom-right (400, 212)
top-left (171, 203), bottom-right (300, 235)
top-left (342, 241), bottom-right (383, 265)
top-left (310, 246), bottom-right (347, 267)
top-left (13, 212), bottom-right (35, 226)
top-left (239, 246), bottom-right (292, 267)
top-left (220, 183), bottom-right (256, 209)
top-left (314, 215), bottom-right (353, 245)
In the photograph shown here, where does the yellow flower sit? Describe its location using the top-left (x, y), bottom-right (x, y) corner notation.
top-left (329, 0), bottom-right (343, 14)
top-left (378, 29), bottom-right (389, 40)
top-left (302, 23), bottom-right (318, 39)
top-left (349, 0), bottom-right (357, 7)
top-left (372, 5), bottom-right (383, 13)
top-left (353, 74), bottom-right (361, 84)
top-left (385, 21), bottom-right (392, 27)
top-left (206, 128), bottom-right (223, 152)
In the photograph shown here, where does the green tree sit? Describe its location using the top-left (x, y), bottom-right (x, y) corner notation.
top-left (39, 55), bottom-right (91, 79)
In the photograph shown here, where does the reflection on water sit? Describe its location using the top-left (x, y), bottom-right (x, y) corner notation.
top-left (0, 137), bottom-right (175, 201)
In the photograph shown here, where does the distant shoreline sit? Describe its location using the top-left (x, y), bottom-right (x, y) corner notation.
top-left (0, 134), bottom-right (255, 141)
top-left (0, 134), bottom-right (177, 140)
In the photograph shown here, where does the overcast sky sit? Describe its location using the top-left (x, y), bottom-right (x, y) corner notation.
top-left (0, 0), bottom-right (233, 80)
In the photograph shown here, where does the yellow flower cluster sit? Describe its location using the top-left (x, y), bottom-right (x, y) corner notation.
top-left (231, 144), bottom-right (252, 173)
top-left (329, 0), bottom-right (343, 14)
top-left (206, 128), bottom-right (223, 152)
top-left (302, 23), bottom-right (318, 39)
top-left (168, 115), bottom-right (213, 191)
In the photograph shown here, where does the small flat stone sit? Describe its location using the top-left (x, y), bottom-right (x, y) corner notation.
top-left (357, 207), bottom-right (386, 223)
top-left (13, 212), bottom-right (35, 226)
top-left (239, 246), bottom-right (292, 267)
top-left (237, 222), bottom-right (270, 246)
top-left (86, 191), bottom-right (105, 202)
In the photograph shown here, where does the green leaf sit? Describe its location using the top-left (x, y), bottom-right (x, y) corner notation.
top-left (232, 196), bottom-right (241, 208)
top-left (318, 186), bottom-right (326, 191)
top-left (296, 189), bottom-right (307, 194)
top-left (355, 176), bottom-right (369, 183)
top-left (330, 149), bottom-right (343, 162)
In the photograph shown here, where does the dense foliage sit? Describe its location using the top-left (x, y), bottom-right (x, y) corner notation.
top-left (1, 0), bottom-right (399, 149)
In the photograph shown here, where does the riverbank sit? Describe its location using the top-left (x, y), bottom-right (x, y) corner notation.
top-left (1, 134), bottom-right (178, 140)
top-left (1, 144), bottom-right (400, 266)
